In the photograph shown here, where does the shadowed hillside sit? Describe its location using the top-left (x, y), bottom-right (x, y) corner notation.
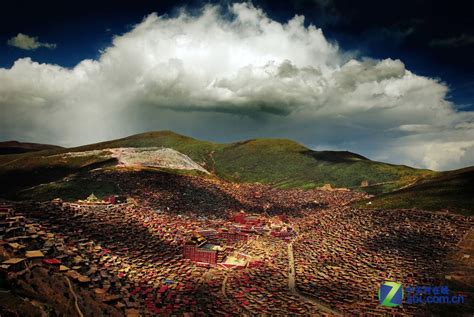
top-left (0, 141), bottom-right (63, 155)
top-left (0, 131), bottom-right (433, 200)
top-left (356, 167), bottom-right (474, 215)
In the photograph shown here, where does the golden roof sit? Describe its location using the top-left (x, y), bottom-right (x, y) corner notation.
top-left (2, 257), bottom-right (26, 265)
top-left (25, 250), bottom-right (45, 258)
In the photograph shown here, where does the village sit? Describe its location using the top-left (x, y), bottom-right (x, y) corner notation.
top-left (0, 170), bottom-right (472, 316)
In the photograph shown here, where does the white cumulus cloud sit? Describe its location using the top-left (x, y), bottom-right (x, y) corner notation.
top-left (0, 3), bottom-right (473, 171)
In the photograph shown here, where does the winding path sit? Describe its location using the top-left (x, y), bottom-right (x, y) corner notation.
top-left (65, 276), bottom-right (84, 317)
top-left (221, 274), bottom-right (229, 298)
top-left (287, 241), bottom-right (342, 316)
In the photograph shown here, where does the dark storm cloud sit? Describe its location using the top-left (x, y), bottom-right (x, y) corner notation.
top-left (430, 34), bottom-right (474, 48)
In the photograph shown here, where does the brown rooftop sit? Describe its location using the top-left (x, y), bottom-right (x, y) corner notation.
top-left (2, 257), bottom-right (26, 265)
top-left (25, 250), bottom-right (45, 258)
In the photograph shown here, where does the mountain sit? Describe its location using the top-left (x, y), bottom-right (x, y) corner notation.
top-left (68, 131), bottom-right (432, 190)
top-left (0, 131), bottom-right (433, 200)
top-left (0, 141), bottom-right (63, 155)
top-left (355, 167), bottom-right (474, 215)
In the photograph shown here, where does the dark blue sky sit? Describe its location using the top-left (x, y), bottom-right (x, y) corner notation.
top-left (1, 0), bottom-right (473, 109)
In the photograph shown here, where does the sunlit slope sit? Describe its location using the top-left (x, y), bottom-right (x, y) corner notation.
top-left (211, 138), bottom-right (430, 189)
top-left (356, 167), bottom-right (474, 215)
top-left (65, 131), bottom-right (429, 189)
top-left (0, 131), bottom-right (428, 194)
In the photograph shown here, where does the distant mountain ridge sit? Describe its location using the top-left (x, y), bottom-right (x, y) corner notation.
top-left (0, 141), bottom-right (63, 155)
top-left (0, 130), bottom-right (431, 195)
top-left (66, 131), bottom-right (429, 191)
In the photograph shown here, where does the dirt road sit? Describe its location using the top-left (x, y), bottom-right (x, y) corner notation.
top-left (287, 241), bottom-right (342, 316)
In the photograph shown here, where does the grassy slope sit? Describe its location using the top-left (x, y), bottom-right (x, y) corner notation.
top-left (0, 131), bottom-right (430, 197)
top-left (0, 150), bottom-right (116, 198)
top-left (59, 131), bottom-right (430, 189)
top-left (211, 139), bottom-right (429, 189)
top-left (13, 165), bottom-right (211, 202)
top-left (355, 167), bottom-right (474, 215)
top-left (16, 178), bottom-right (119, 202)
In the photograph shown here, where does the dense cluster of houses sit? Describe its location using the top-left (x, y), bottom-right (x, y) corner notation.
top-left (0, 197), bottom-right (323, 315)
top-left (0, 168), bottom-right (471, 316)
top-left (182, 211), bottom-right (292, 267)
top-left (292, 207), bottom-right (472, 315)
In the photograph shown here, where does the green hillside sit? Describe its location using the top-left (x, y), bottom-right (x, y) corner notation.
top-left (56, 130), bottom-right (431, 189)
top-left (355, 167), bottom-right (474, 215)
top-left (0, 130), bottom-right (432, 198)
top-left (80, 131), bottom-right (430, 189)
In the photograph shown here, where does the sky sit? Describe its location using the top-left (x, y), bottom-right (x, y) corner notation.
top-left (0, 0), bottom-right (473, 171)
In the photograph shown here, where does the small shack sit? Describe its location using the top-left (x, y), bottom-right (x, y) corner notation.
top-left (1, 257), bottom-right (27, 272)
top-left (25, 250), bottom-right (45, 265)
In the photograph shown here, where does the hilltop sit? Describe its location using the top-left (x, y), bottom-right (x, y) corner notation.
top-left (0, 131), bottom-right (432, 200)
top-left (63, 131), bottom-right (432, 191)
top-left (0, 141), bottom-right (63, 155)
